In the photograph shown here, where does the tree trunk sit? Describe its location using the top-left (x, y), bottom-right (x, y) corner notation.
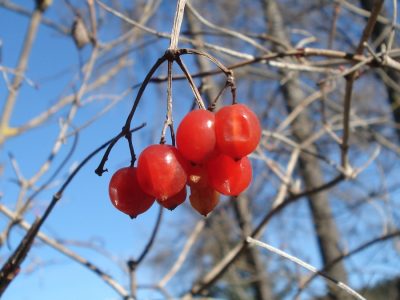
top-left (261, 1), bottom-right (350, 299)
top-left (186, 8), bottom-right (273, 300)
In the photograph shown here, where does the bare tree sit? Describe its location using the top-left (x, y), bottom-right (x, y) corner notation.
top-left (0, 1), bottom-right (399, 299)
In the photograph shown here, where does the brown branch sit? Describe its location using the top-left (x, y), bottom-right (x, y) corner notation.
top-left (146, 47), bottom-right (400, 87)
top-left (183, 174), bottom-right (344, 297)
top-left (95, 55), bottom-right (166, 176)
top-left (0, 217), bottom-right (40, 295)
top-left (341, 0), bottom-right (384, 172)
top-left (295, 230), bottom-right (400, 299)
top-left (0, 204), bottom-right (129, 297)
top-left (0, 123), bottom-right (145, 295)
top-left (175, 56), bottom-right (206, 109)
top-left (135, 205), bottom-right (163, 265)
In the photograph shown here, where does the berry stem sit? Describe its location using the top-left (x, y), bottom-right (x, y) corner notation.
top-left (125, 131), bottom-right (136, 167)
top-left (176, 56), bottom-right (206, 110)
top-left (160, 60), bottom-right (174, 145)
top-left (95, 56), bottom-right (166, 175)
top-left (180, 48), bottom-right (237, 105)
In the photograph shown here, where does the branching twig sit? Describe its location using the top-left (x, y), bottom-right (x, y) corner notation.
top-left (135, 205), bottom-right (163, 266)
top-left (183, 174), bottom-right (344, 297)
top-left (341, 0), bottom-right (384, 173)
top-left (0, 204), bottom-right (129, 297)
top-left (247, 237), bottom-right (366, 300)
top-left (175, 56), bottom-right (206, 110)
top-left (95, 56), bottom-right (166, 175)
top-left (0, 123), bottom-right (146, 295)
top-left (158, 220), bottom-right (205, 287)
top-left (295, 230), bottom-right (400, 299)
top-left (0, 4), bottom-right (45, 145)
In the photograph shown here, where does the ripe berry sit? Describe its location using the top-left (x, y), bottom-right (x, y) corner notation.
top-left (176, 109), bottom-right (216, 163)
top-left (187, 163), bottom-right (209, 189)
top-left (187, 163), bottom-right (219, 216)
top-left (189, 185), bottom-right (220, 217)
top-left (109, 167), bottom-right (155, 218)
top-left (137, 144), bottom-right (188, 201)
top-left (215, 104), bottom-right (261, 159)
top-left (157, 187), bottom-right (187, 211)
top-left (206, 153), bottom-right (252, 196)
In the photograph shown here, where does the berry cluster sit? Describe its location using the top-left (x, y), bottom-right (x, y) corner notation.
top-left (108, 103), bottom-right (261, 218)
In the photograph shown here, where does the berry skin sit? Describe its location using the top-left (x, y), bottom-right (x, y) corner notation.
top-left (187, 163), bottom-right (209, 189)
top-left (189, 184), bottom-right (220, 217)
top-left (176, 109), bottom-right (216, 164)
top-left (109, 167), bottom-right (155, 218)
top-left (137, 144), bottom-right (189, 201)
top-left (206, 153), bottom-right (252, 196)
top-left (157, 187), bottom-right (187, 211)
top-left (187, 163), bottom-right (219, 216)
top-left (215, 104), bottom-right (261, 159)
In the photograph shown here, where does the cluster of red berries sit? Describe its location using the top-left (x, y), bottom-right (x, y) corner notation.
top-left (108, 103), bottom-right (261, 218)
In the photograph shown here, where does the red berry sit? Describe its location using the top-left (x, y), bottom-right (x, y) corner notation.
top-left (176, 109), bottom-right (216, 163)
top-left (186, 163), bottom-right (220, 216)
top-left (189, 184), bottom-right (220, 217)
top-left (157, 187), bottom-right (187, 211)
top-left (215, 104), bottom-right (261, 159)
top-left (109, 167), bottom-right (155, 218)
top-left (137, 144), bottom-right (188, 201)
top-left (206, 153), bottom-right (252, 196)
top-left (187, 163), bottom-right (209, 189)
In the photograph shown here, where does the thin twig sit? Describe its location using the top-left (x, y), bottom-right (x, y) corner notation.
top-left (295, 230), bottom-right (400, 299)
top-left (0, 204), bottom-right (129, 297)
top-left (160, 60), bottom-right (174, 144)
top-left (158, 220), bottom-right (205, 287)
top-left (127, 260), bottom-right (137, 300)
top-left (135, 205), bottom-right (163, 265)
top-left (95, 55), bottom-right (166, 176)
top-left (247, 237), bottom-right (366, 300)
top-left (0, 124), bottom-right (146, 295)
top-left (186, 2), bottom-right (270, 53)
top-left (183, 174), bottom-right (344, 297)
top-left (0, 6), bottom-right (43, 145)
top-left (175, 56), bottom-right (206, 109)
top-left (341, 0), bottom-right (384, 173)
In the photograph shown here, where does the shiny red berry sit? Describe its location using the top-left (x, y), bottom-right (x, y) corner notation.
top-left (187, 163), bottom-right (209, 189)
top-left (137, 144), bottom-right (188, 201)
top-left (206, 153), bottom-right (252, 196)
top-left (157, 187), bottom-right (187, 211)
top-left (186, 163), bottom-right (220, 216)
top-left (176, 109), bottom-right (216, 164)
top-left (215, 104), bottom-right (261, 159)
top-left (109, 167), bottom-right (155, 218)
top-left (189, 184), bottom-right (220, 217)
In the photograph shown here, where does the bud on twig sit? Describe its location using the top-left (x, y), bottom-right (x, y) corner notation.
top-left (35, 0), bottom-right (52, 12)
top-left (71, 16), bottom-right (91, 49)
